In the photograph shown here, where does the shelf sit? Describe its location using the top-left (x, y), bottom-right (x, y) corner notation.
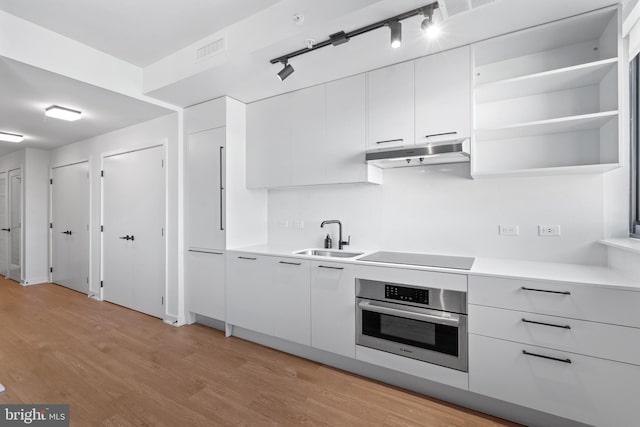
top-left (474, 111), bottom-right (618, 141)
top-left (475, 58), bottom-right (617, 103)
top-left (472, 163), bottom-right (620, 179)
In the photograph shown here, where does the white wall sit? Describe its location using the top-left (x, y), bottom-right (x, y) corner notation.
top-left (48, 113), bottom-right (181, 322)
top-left (24, 148), bottom-right (50, 285)
top-left (268, 163), bottom-right (608, 265)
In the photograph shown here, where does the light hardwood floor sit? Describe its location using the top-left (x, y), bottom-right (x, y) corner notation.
top-left (0, 278), bottom-right (521, 426)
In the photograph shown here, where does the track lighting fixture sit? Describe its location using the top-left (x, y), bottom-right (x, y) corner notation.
top-left (277, 60), bottom-right (294, 81)
top-left (270, 2), bottom-right (440, 81)
top-left (388, 21), bottom-right (402, 49)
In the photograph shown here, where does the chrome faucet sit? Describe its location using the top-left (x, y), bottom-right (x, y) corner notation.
top-left (320, 220), bottom-right (350, 250)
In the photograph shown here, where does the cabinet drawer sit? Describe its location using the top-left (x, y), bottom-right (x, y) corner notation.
top-left (469, 334), bottom-right (640, 427)
top-left (469, 305), bottom-right (640, 365)
top-left (469, 275), bottom-right (640, 327)
top-left (355, 265), bottom-right (466, 292)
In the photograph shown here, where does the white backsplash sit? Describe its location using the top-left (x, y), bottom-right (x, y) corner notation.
top-left (267, 163), bottom-right (607, 265)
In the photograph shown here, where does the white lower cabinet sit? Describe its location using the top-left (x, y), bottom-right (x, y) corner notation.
top-left (185, 249), bottom-right (226, 320)
top-left (469, 334), bottom-right (640, 427)
top-left (226, 253), bottom-right (311, 344)
top-left (271, 258), bottom-right (311, 345)
top-left (226, 254), bottom-right (271, 335)
top-left (310, 261), bottom-right (355, 358)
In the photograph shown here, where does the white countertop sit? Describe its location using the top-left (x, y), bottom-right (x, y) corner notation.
top-left (228, 244), bottom-right (640, 291)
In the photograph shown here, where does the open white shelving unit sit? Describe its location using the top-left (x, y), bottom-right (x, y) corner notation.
top-left (471, 6), bottom-right (622, 178)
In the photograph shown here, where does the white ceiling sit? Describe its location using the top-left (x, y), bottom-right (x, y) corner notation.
top-left (0, 57), bottom-right (172, 157)
top-left (0, 0), bottom-right (281, 66)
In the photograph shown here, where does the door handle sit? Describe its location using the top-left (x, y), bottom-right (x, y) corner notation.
top-left (119, 235), bottom-right (135, 241)
top-left (1, 228), bottom-right (9, 232)
top-left (358, 301), bottom-right (460, 327)
top-left (424, 131), bottom-right (458, 139)
top-left (376, 138), bottom-right (403, 145)
top-left (521, 287), bottom-right (571, 295)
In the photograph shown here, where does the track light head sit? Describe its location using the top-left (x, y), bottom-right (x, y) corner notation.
top-left (421, 5), bottom-right (441, 39)
top-left (277, 60), bottom-right (294, 81)
top-left (388, 20), bottom-right (402, 49)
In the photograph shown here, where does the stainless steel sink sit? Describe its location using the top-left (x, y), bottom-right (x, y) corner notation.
top-left (295, 249), bottom-right (363, 258)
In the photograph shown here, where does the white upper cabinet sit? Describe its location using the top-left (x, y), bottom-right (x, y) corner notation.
top-left (325, 74), bottom-right (369, 184)
top-left (247, 94), bottom-right (291, 188)
top-left (367, 61), bottom-right (415, 149)
top-left (414, 46), bottom-right (471, 145)
top-left (290, 85), bottom-right (326, 186)
top-left (247, 75), bottom-right (381, 189)
top-left (185, 127), bottom-right (225, 250)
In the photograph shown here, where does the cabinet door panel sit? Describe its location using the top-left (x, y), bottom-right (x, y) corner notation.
top-left (185, 250), bottom-right (225, 320)
top-left (247, 95), bottom-right (291, 188)
top-left (290, 85), bottom-right (326, 186)
top-left (368, 61), bottom-right (415, 148)
top-left (311, 262), bottom-right (356, 357)
top-left (271, 258), bottom-right (311, 345)
top-left (325, 75), bottom-right (367, 184)
top-left (226, 254), bottom-right (271, 334)
top-left (186, 127), bottom-right (225, 249)
top-left (415, 46), bottom-right (471, 144)
top-left (469, 334), bottom-right (640, 426)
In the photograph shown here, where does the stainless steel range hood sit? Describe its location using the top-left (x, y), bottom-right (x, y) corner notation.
top-left (366, 139), bottom-right (470, 169)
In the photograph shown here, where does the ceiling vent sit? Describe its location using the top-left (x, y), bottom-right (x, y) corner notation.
top-left (437, 0), bottom-right (497, 19)
top-left (195, 36), bottom-right (226, 62)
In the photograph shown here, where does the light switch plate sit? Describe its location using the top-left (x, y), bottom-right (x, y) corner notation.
top-left (539, 225), bottom-right (561, 236)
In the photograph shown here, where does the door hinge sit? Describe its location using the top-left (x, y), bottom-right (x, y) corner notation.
top-left (86, 277), bottom-right (89, 284)
top-left (50, 267), bottom-right (53, 273)
top-left (161, 227), bottom-right (164, 237)
top-left (161, 296), bottom-right (164, 305)
top-left (101, 170), bottom-right (104, 177)
top-left (101, 225), bottom-right (104, 232)
top-left (100, 280), bottom-right (104, 288)
top-left (50, 178), bottom-right (53, 185)
top-left (161, 159), bottom-right (164, 168)
top-left (49, 223), bottom-right (53, 229)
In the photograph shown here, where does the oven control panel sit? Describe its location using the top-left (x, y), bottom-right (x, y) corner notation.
top-left (385, 285), bottom-right (429, 304)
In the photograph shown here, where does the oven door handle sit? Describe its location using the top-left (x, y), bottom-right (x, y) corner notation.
top-left (358, 301), bottom-right (460, 327)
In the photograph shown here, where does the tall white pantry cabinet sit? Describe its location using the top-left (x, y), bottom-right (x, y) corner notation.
top-left (184, 97), bottom-right (267, 322)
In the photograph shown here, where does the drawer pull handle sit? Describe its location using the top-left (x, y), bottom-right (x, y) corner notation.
top-left (318, 265), bottom-right (344, 270)
top-left (522, 350), bottom-right (572, 364)
top-left (522, 318), bottom-right (571, 330)
top-left (425, 131), bottom-right (457, 138)
top-left (521, 287), bottom-right (571, 295)
top-left (279, 261), bottom-right (302, 266)
top-left (188, 249), bottom-right (223, 255)
top-left (238, 256), bottom-right (257, 261)
top-left (376, 138), bottom-right (403, 145)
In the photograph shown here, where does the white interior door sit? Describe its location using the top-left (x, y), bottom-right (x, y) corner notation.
top-left (8, 168), bottom-right (21, 282)
top-left (0, 171), bottom-right (7, 276)
top-left (51, 162), bottom-right (90, 293)
top-left (102, 146), bottom-right (165, 318)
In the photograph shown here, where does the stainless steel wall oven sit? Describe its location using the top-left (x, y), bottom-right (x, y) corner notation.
top-left (356, 278), bottom-right (468, 371)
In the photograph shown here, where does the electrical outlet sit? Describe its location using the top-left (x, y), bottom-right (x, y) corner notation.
top-left (499, 225), bottom-right (519, 236)
top-left (539, 225), bottom-right (561, 237)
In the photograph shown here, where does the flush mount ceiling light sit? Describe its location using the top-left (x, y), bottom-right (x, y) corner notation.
top-left (0, 131), bottom-right (24, 143)
top-left (277, 60), bottom-right (295, 81)
top-left (45, 105), bottom-right (82, 121)
top-left (270, 1), bottom-right (440, 81)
